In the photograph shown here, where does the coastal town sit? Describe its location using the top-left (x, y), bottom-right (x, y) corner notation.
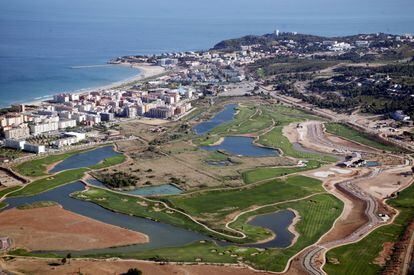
top-left (1, 31), bottom-right (413, 158)
top-left (0, 31), bottom-right (414, 275)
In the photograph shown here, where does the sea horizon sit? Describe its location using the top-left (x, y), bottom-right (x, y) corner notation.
top-left (1, 0), bottom-right (414, 108)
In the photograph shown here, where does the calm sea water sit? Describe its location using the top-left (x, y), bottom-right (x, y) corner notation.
top-left (1, 0), bottom-right (413, 107)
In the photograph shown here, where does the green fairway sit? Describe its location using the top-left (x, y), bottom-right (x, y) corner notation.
top-left (258, 126), bottom-right (337, 162)
top-left (242, 160), bottom-right (323, 184)
top-left (82, 193), bottom-right (342, 272)
top-left (85, 240), bottom-right (242, 264)
top-left (73, 187), bottom-right (247, 242)
top-left (194, 104), bottom-right (321, 145)
top-left (324, 183), bottom-right (414, 275)
top-left (239, 193), bottom-right (343, 271)
top-left (0, 186), bottom-right (21, 198)
top-left (9, 168), bottom-right (88, 197)
top-left (14, 148), bottom-right (89, 177)
top-left (325, 123), bottom-right (400, 152)
top-left (166, 175), bottom-right (324, 224)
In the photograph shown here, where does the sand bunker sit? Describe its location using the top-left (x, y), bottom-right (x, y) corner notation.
top-left (313, 171), bottom-right (335, 178)
top-left (330, 168), bottom-right (352, 174)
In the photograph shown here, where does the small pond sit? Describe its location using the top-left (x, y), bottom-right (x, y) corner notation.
top-left (86, 178), bottom-right (183, 196)
top-left (246, 210), bottom-right (296, 248)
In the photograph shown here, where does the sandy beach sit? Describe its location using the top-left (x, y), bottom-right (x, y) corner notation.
top-left (23, 63), bottom-right (165, 106)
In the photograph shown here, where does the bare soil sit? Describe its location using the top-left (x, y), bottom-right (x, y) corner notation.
top-left (0, 205), bottom-right (148, 251)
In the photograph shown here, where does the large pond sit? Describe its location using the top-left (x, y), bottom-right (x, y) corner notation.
top-left (49, 146), bottom-right (120, 173)
top-left (3, 182), bottom-right (205, 255)
top-left (246, 210), bottom-right (296, 248)
top-left (193, 104), bottom-right (237, 135)
top-left (201, 136), bottom-right (279, 157)
top-left (87, 178), bottom-right (183, 196)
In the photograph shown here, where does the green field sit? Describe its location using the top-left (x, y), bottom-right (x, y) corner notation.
top-left (0, 186), bottom-right (21, 198)
top-left (166, 176), bottom-right (324, 225)
top-left (194, 104), bottom-right (336, 164)
top-left (194, 104), bottom-right (321, 146)
top-left (73, 187), bottom-right (247, 242)
top-left (14, 148), bottom-right (89, 177)
top-left (325, 123), bottom-right (399, 152)
top-left (82, 193), bottom-right (342, 272)
top-left (6, 146), bottom-right (127, 198)
top-left (324, 183), bottom-right (414, 275)
top-left (9, 168), bottom-right (88, 197)
top-left (74, 175), bottom-right (328, 243)
top-left (242, 160), bottom-right (323, 184)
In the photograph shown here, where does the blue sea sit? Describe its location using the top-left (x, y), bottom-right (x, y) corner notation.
top-left (1, 0), bottom-right (413, 107)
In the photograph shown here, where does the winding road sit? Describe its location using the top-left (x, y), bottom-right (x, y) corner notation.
top-left (300, 168), bottom-right (384, 274)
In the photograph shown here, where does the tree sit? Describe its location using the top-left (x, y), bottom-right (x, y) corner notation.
top-left (66, 253), bottom-right (72, 264)
top-left (61, 257), bottom-right (67, 265)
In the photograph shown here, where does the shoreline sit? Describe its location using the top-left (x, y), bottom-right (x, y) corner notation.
top-left (18, 63), bottom-right (165, 107)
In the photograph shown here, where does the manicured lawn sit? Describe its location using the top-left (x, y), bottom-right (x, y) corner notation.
top-left (325, 123), bottom-right (400, 152)
top-left (14, 148), bottom-right (89, 177)
top-left (324, 183), bottom-right (414, 275)
top-left (9, 168), bottom-right (88, 197)
top-left (0, 186), bottom-right (21, 198)
top-left (259, 126), bottom-right (337, 162)
top-left (73, 187), bottom-right (244, 242)
top-left (88, 154), bottom-right (126, 170)
top-left (81, 193), bottom-right (342, 272)
top-left (86, 241), bottom-right (241, 263)
top-left (242, 160), bottom-right (323, 184)
top-left (8, 249), bottom-right (60, 258)
top-left (166, 175), bottom-right (325, 223)
top-left (240, 193), bottom-right (343, 271)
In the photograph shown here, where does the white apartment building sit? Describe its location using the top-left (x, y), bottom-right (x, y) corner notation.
top-left (58, 119), bottom-right (77, 129)
top-left (29, 122), bottom-right (59, 135)
top-left (24, 143), bottom-right (45, 154)
top-left (4, 126), bottom-right (30, 139)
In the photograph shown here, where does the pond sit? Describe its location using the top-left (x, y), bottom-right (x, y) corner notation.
top-left (366, 161), bottom-right (381, 167)
top-left (201, 136), bottom-right (279, 157)
top-left (246, 210), bottom-right (296, 248)
top-left (49, 146), bottom-right (120, 173)
top-left (86, 178), bottom-right (183, 196)
top-left (205, 160), bottom-right (234, 166)
top-left (193, 104), bottom-right (237, 135)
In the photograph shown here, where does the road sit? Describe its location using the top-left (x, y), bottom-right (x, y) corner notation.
top-left (259, 85), bottom-right (414, 152)
top-left (300, 169), bottom-right (383, 274)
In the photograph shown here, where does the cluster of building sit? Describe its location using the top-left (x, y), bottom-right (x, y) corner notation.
top-left (0, 85), bottom-right (195, 153)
